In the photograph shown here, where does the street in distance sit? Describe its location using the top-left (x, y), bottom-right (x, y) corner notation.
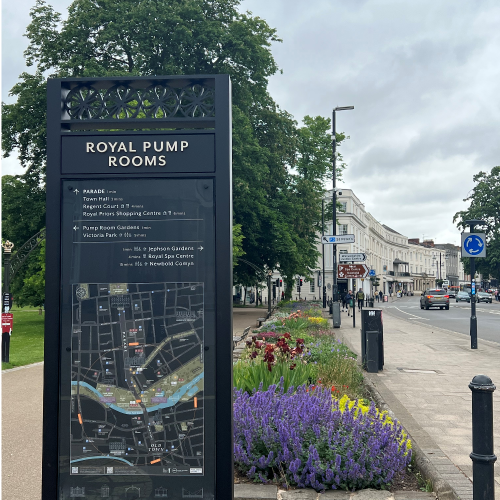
top-left (70, 282), bottom-right (205, 476)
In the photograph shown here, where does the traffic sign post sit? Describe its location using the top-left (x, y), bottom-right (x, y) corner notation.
top-left (337, 264), bottom-right (369, 279)
top-left (322, 234), bottom-right (355, 244)
top-left (462, 225), bottom-right (487, 350)
top-left (339, 253), bottom-right (366, 262)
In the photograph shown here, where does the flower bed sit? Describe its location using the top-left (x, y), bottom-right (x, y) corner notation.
top-left (234, 384), bottom-right (411, 490)
top-left (233, 300), bottom-right (412, 491)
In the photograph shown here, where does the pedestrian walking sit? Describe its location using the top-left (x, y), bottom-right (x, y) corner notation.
top-left (344, 290), bottom-right (352, 316)
top-left (342, 292), bottom-right (347, 311)
top-left (375, 292), bottom-right (380, 302)
top-left (356, 289), bottom-right (365, 311)
top-left (379, 290), bottom-right (383, 302)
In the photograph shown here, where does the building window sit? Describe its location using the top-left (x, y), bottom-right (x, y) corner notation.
top-left (339, 202), bottom-right (347, 212)
top-left (309, 280), bottom-right (315, 293)
top-left (338, 224), bottom-right (348, 235)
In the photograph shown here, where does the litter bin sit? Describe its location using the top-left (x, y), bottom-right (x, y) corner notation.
top-left (331, 302), bottom-right (341, 328)
top-left (368, 298), bottom-right (374, 307)
top-left (360, 308), bottom-right (384, 373)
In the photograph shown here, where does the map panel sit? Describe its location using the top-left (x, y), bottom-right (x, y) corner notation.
top-left (70, 282), bottom-right (205, 476)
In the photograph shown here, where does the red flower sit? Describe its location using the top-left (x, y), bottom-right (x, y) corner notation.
top-left (267, 362), bottom-right (273, 372)
top-left (290, 363), bottom-right (296, 371)
top-left (246, 341), bottom-right (252, 347)
top-left (265, 344), bottom-right (275, 353)
top-left (296, 338), bottom-right (304, 345)
top-left (283, 332), bottom-right (291, 339)
top-left (251, 351), bottom-right (258, 359)
top-left (254, 341), bottom-right (263, 349)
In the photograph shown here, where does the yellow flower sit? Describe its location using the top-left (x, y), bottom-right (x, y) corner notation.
top-left (336, 395), bottom-right (411, 453)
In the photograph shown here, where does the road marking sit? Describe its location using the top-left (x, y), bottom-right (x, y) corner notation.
top-left (150, 458), bottom-right (161, 464)
top-left (394, 307), bottom-right (426, 319)
top-left (78, 413), bottom-right (83, 425)
top-left (194, 397), bottom-right (198, 408)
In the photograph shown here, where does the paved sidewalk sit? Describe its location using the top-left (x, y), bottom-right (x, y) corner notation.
top-left (337, 307), bottom-right (500, 500)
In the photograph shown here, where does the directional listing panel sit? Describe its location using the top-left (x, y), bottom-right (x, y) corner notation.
top-left (461, 233), bottom-right (486, 258)
top-left (60, 178), bottom-right (215, 497)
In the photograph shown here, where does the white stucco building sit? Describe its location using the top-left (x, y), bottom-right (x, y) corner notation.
top-left (282, 189), bottom-right (464, 301)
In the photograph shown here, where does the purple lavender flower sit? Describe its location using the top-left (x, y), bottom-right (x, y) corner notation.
top-left (234, 384), bottom-right (411, 491)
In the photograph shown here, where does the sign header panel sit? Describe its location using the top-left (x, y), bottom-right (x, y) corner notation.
top-left (62, 134), bottom-right (215, 174)
top-left (461, 233), bottom-right (486, 258)
top-left (322, 234), bottom-right (355, 244)
top-left (337, 264), bottom-right (369, 279)
top-left (339, 253), bottom-right (366, 262)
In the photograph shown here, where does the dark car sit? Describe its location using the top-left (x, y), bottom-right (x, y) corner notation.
top-left (420, 289), bottom-right (449, 310)
top-left (477, 292), bottom-right (492, 303)
top-left (456, 291), bottom-right (470, 303)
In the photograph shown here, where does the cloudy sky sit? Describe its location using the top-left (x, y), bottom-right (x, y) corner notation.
top-left (3, 0), bottom-right (500, 245)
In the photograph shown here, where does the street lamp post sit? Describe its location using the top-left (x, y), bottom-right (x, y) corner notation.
top-left (332, 105), bottom-right (354, 303)
top-left (465, 219), bottom-right (487, 349)
top-left (322, 199), bottom-right (327, 308)
top-left (2, 241), bottom-right (14, 312)
top-left (267, 270), bottom-right (273, 316)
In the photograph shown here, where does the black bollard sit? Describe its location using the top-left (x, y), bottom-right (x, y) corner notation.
top-left (469, 375), bottom-right (496, 500)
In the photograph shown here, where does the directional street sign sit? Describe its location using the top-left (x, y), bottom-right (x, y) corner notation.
top-left (339, 253), bottom-right (366, 262)
top-left (337, 264), bottom-right (369, 279)
top-left (322, 234), bottom-right (355, 244)
top-left (461, 233), bottom-right (486, 258)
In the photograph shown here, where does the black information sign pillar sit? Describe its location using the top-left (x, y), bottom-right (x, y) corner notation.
top-left (44, 76), bottom-right (233, 500)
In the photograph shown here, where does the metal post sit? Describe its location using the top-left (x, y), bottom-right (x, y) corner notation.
top-left (332, 110), bottom-right (338, 303)
top-left (470, 255), bottom-right (477, 349)
top-left (352, 296), bottom-right (356, 328)
top-left (322, 199), bottom-right (326, 308)
top-left (469, 375), bottom-right (496, 500)
top-left (2, 253), bottom-right (11, 311)
top-left (267, 274), bottom-right (272, 316)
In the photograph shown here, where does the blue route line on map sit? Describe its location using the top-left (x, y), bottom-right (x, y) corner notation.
top-left (72, 372), bottom-right (204, 415)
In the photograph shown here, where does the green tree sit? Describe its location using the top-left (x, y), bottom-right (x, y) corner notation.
top-left (232, 223), bottom-right (245, 267)
top-left (2, 0), bottom-right (350, 295)
top-left (453, 166), bottom-right (500, 281)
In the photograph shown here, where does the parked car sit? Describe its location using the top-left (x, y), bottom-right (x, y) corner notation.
top-left (456, 291), bottom-right (471, 303)
top-left (420, 289), bottom-right (449, 310)
top-left (477, 292), bottom-right (493, 303)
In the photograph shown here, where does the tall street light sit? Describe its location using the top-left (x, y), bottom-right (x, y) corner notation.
top-left (465, 219), bottom-right (487, 349)
top-left (332, 106), bottom-right (354, 303)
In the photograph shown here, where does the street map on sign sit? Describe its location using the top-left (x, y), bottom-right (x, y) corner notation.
top-left (70, 282), bottom-right (204, 476)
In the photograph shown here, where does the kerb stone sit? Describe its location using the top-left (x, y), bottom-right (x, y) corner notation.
top-left (234, 483), bottom-right (278, 500)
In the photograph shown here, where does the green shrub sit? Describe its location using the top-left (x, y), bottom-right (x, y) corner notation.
top-left (233, 360), bottom-right (315, 393)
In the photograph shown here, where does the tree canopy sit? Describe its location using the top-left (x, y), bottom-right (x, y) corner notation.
top-left (2, 0), bottom-right (348, 304)
top-left (453, 166), bottom-right (500, 282)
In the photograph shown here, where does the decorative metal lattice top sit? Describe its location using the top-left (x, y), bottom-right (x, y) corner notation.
top-left (64, 82), bottom-right (215, 121)
top-left (8, 229), bottom-right (46, 279)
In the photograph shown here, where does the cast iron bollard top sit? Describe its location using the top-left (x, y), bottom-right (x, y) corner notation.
top-left (469, 374), bottom-right (496, 391)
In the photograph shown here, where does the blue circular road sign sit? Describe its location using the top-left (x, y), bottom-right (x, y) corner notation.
top-left (463, 234), bottom-right (484, 256)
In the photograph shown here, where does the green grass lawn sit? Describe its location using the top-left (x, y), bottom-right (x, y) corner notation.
top-left (2, 306), bottom-right (44, 370)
